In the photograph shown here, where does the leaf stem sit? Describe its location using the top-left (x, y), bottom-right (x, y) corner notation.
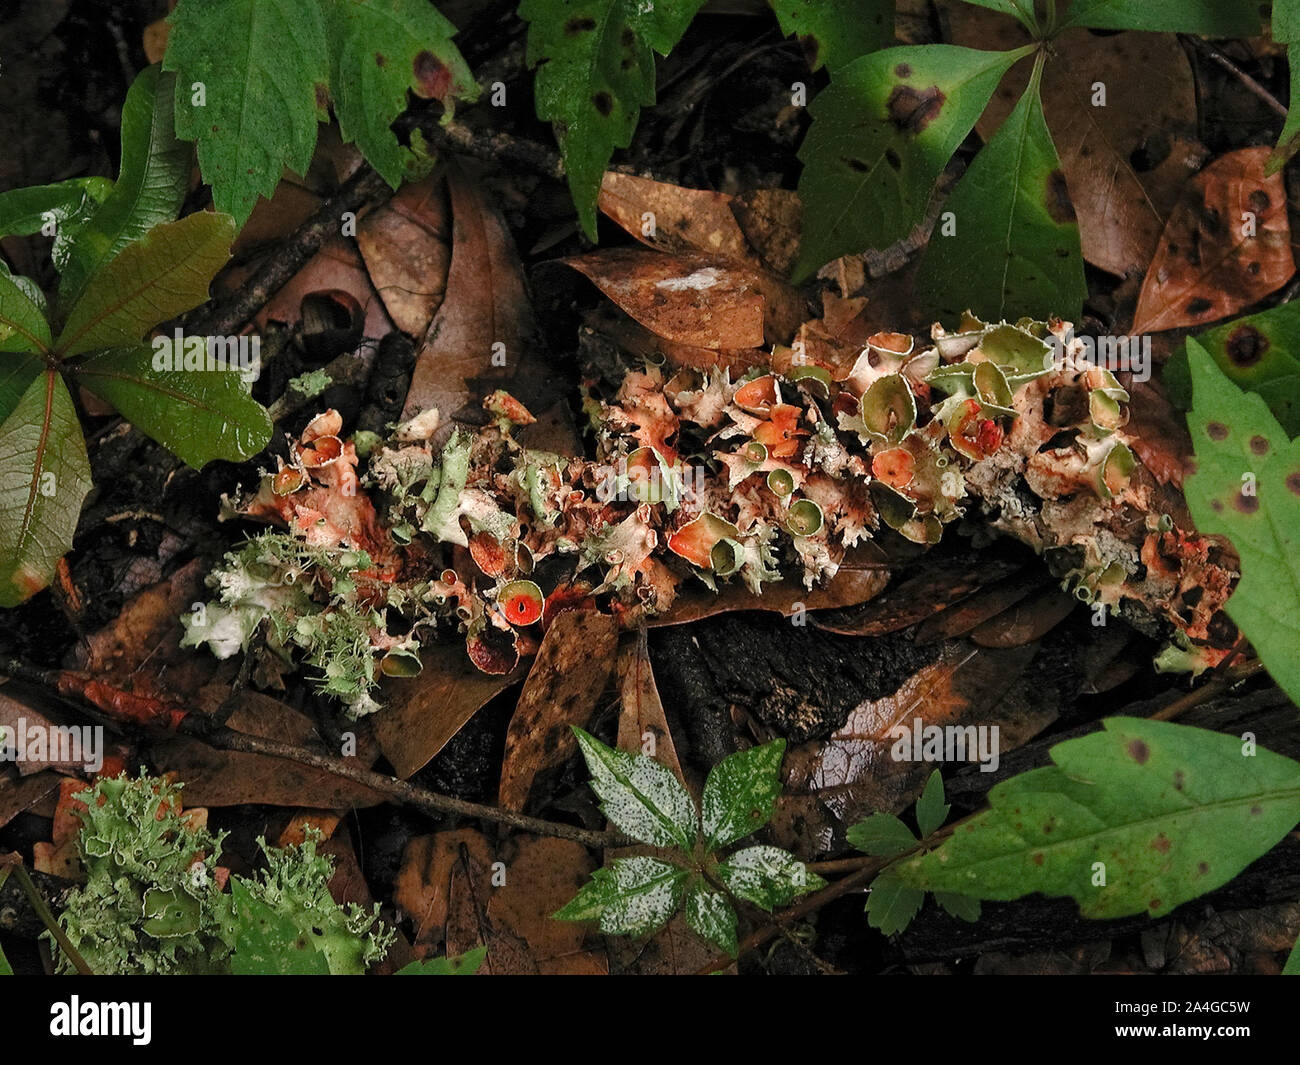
top-left (9, 864), bottom-right (94, 975)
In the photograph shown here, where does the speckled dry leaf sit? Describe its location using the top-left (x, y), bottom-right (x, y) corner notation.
top-left (599, 172), bottom-right (753, 261)
top-left (1133, 147), bottom-right (1295, 334)
top-left (355, 172), bottom-right (451, 335)
top-left (393, 829), bottom-right (493, 949)
top-left (497, 609), bottom-right (620, 812)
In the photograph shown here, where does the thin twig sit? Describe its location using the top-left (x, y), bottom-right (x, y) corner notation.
top-left (1182, 35), bottom-right (1287, 118)
top-left (1149, 658), bottom-right (1266, 722)
top-left (9, 865), bottom-right (94, 975)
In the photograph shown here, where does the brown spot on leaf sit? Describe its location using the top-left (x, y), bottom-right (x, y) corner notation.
top-left (1249, 189), bottom-right (1271, 213)
top-left (1151, 834), bottom-right (1171, 853)
top-left (895, 63), bottom-right (912, 78)
top-left (1287, 471), bottom-right (1300, 495)
top-left (1046, 170), bottom-right (1076, 224)
top-left (1251, 804), bottom-right (1262, 816)
top-left (1197, 861), bottom-right (1210, 875)
top-left (1210, 498), bottom-right (1224, 512)
top-left (314, 83), bottom-right (330, 111)
top-left (1250, 435), bottom-right (1269, 455)
top-left (1234, 491), bottom-right (1259, 513)
top-left (593, 91), bottom-right (613, 117)
top-left (842, 156), bottom-right (870, 173)
top-left (885, 148), bottom-right (901, 171)
top-left (1227, 326), bottom-right (1268, 367)
top-left (565, 16), bottom-right (597, 34)
top-left (1173, 770), bottom-right (1185, 791)
top-left (1206, 421), bottom-right (1229, 440)
top-left (1128, 739), bottom-right (1150, 764)
top-left (886, 84), bottom-right (945, 134)
top-left (414, 51), bottom-right (453, 99)
top-left (1149, 898), bottom-right (1162, 910)
top-left (1032, 852), bottom-right (1044, 866)
top-left (375, 52), bottom-right (386, 67)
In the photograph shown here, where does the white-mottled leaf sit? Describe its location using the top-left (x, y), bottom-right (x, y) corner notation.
top-left (719, 845), bottom-right (825, 911)
top-left (684, 882), bottom-right (737, 956)
top-left (701, 739), bottom-right (786, 850)
top-left (573, 728), bottom-right (696, 848)
top-left (554, 856), bottom-right (687, 937)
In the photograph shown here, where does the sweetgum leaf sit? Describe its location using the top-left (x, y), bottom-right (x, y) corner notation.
top-left (324, 0), bottom-right (477, 188)
top-left (1183, 339), bottom-right (1300, 705)
top-left (701, 738), bottom-right (786, 850)
top-left (395, 946), bottom-right (487, 974)
top-left (719, 845), bottom-right (825, 910)
top-left (520, 0), bottom-right (708, 239)
top-left (684, 883), bottom-right (738, 956)
top-left (55, 212), bottom-right (236, 357)
top-left (1165, 305), bottom-right (1300, 436)
top-left (572, 727), bottom-right (696, 848)
top-left (916, 72), bottom-right (1085, 323)
top-left (1060, 0), bottom-right (1260, 35)
top-left (865, 868), bottom-right (924, 935)
top-left (794, 44), bottom-right (1028, 281)
top-left (767, 0), bottom-right (893, 72)
top-left (0, 370), bottom-right (92, 607)
top-left (229, 879), bottom-right (331, 975)
top-left (75, 346), bottom-right (271, 469)
top-left (0, 266), bottom-right (53, 355)
top-left (846, 812), bottom-right (916, 857)
top-left (164, 0), bottom-right (328, 225)
top-left (891, 717), bottom-right (1300, 919)
top-left (58, 66), bottom-right (190, 317)
top-left (914, 768), bottom-right (949, 838)
top-left (553, 855), bottom-right (687, 937)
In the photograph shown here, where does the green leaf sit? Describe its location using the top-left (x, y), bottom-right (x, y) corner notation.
top-left (1165, 305), bottom-right (1300, 436)
top-left (701, 738), bottom-right (786, 850)
top-left (75, 346), bottom-right (271, 469)
top-left (846, 812), bottom-right (917, 857)
top-left (767, 0), bottom-right (894, 72)
top-left (934, 891), bottom-right (981, 922)
top-left (1285, 936), bottom-right (1300, 975)
top-left (865, 868), bottom-right (924, 934)
top-left (520, 0), bottom-right (708, 239)
top-left (0, 355), bottom-right (42, 424)
top-left (1183, 339), bottom-right (1300, 704)
top-left (165, 0), bottom-right (327, 225)
top-left (719, 845), bottom-right (825, 910)
top-left (324, 0), bottom-right (478, 188)
top-left (916, 71), bottom-right (1085, 323)
top-left (0, 941), bottom-right (11, 976)
top-left (395, 946), bottom-right (487, 974)
top-left (1060, 0), bottom-right (1261, 35)
top-left (0, 267), bottom-right (53, 356)
top-left (684, 883), bottom-right (738, 956)
top-left (229, 879), bottom-right (332, 975)
top-left (572, 727), bottom-right (696, 848)
top-left (960, 0), bottom-right (1038, 32)
top-left (915, 769), bottom-right (949, 838)
top-left (0, 178), bottom-right (113, 245)
top-left (554, 856), bottom-right (688, 937)
top-left (58, 66), bottom-right (190, 317)
top-left (794, 43), bottom-right (1029, 282)
top-left (55, 212), bottom-right (236, 357)
top-left (0, 370), bottom-right (92, 607)
top-left (891, 717), bottom-right (1300, 919)
top-left (1268, 48), bottom-right (1300, 175)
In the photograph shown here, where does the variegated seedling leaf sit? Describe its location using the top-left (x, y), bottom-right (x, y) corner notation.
top-left (553, 856), bottom-right (688, 937)
top-left (719, 846), bottom-right (825, 911)
top-left (572, 728), bottom-right (696, 849)
top-left (684, 883), bottom-right (738, 956)
top-left (701, 738), bottom-right (786, 850)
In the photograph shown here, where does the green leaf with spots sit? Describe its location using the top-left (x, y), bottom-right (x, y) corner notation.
top-left (684, 883), bottom-right (737, 956)
top-left (0, 267), bottom-right (53, 356)
top-left (767, 0), bottom-right (894, 72)
top-left (1059, 0), bottom-right (1261, 35)
top-left (846, 812), bottom-right (917, 856)
top-left (915, 71), bottom-right (1085, 323)
top-left (572, 727), bottom-right (696, 848)
top-left (701, 738), bottom-right (786, 850)
top-left (395, 946), bottom-right (487, 974)
top-left (324, 0), bottom-right (478, 188)
top-left (58, 66), bottom-right (190, 318)
top-left (74, 346), bottom-right (271, 469)
top-left (0, 370), bottom-right (92, 607)
top-left (915, 769), bottom-right (950, 838)
top-left (719, 845), bottom-right (825, 911)
top-left (55, 212), bottom-right (236, 357)
top-left (891, 717), bottom-right (1300, 919)
top-left (1166, 305), bottom-right (1300, 436)
top-left (229, 879), bottom-right (332, 975)
top-left (794, 43), bottom-right (1030, 282)
top-left (865, 868), bottom-right (924, 934)
top-left (520, 0), bottom-right (709, 239)
top-left (1184, 339), bottom-right (1300, 706)
top-left (164, 0), bottom-right (328, 225)
top-left (553, 855), bottom-right (688, 937)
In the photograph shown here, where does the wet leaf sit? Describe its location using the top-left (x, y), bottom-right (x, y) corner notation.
top-left (892, 717), bottom-right (1300, 919)
top-left (1132, 148), bottom-right (1294, 335)
top-left (0, 371), bottom-right (91, 607)
top-left (917, 73), bottom-right (1085, 324)
top-left (75, 345), bottom-right (271, 468)
top-left (519, 0), bottom-right (708, 238)
top-left (795, 43), bottom-right (1028, 281)
top-left (1183, 339), bottom-right (1300, 706)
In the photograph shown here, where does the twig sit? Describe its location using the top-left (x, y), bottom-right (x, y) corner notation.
top-left (8, 865), bottom-right (94, 975)
top-left (419, 118), bottom-right (565, 182)
top-left (1182, 35), bottom-right (1287, 118)
top-left (1149, 658), bottom-right (1266, 722)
